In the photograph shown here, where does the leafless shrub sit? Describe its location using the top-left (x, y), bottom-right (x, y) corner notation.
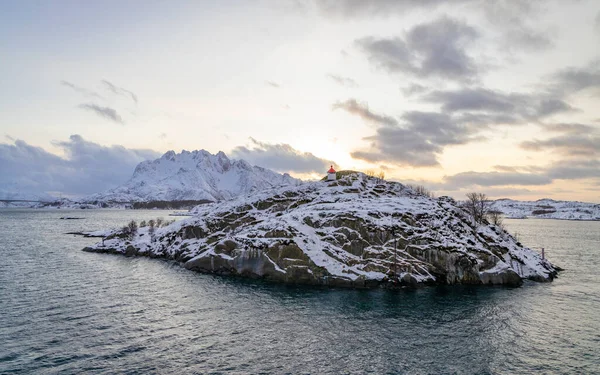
top-left (487, 210), bottom-right (504, 229)
top-left (148, 219), bottom-right (156, 242)
top-left (463, 192), bottom-right (490, 225)
top-left (122, 220), bottom-right (138, 240)
top-left (407, 184), bottom-right (435, 198)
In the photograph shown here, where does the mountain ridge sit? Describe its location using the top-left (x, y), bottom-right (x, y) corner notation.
top-left (84, 149), bottom-right (301, 204)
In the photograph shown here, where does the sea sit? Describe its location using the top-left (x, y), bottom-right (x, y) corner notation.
top-left (0, 209), bottom-right (598, 374)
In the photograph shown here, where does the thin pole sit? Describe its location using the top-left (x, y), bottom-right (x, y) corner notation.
top-left (393, 229), bottom-right (397, 277)
top-left (542, 247), bottom-right (545, 260)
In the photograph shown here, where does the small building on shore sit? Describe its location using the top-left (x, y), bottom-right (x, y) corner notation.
top-left (327, 166), bottom-right (336, 181)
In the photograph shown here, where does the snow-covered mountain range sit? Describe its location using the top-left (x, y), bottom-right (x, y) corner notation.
top-left (85, 150), bottom-right (301, 204)
top-left (491, 199), bottom-right (600, 221)
top-left (84, 172), bottom-right (557, 287)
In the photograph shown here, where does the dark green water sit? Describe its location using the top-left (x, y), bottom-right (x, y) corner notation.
top-left (1, 210), bottom-right (599, 374)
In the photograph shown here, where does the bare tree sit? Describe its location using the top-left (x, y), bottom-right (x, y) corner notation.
top-left (126, 220), bottom-right (138, 240)
top-left (148, 219), bottom-right (156, 242)
top-left (156, 217), bottom-right (164, 228)
top-left (487, 210), bottom-right (504, 229)
top-left (365, 169), bottom-right (375, 178)
top-left (377, 170), bottom-right (385, 182)
top-left (464, 192), bottom-right (490, 225)
top-left (407, 184), bottom-right (435, 198)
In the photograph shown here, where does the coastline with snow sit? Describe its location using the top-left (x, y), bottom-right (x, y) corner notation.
top-left (491, 198), bottom-right (600, 221)
top-left (83, 173), bottom-right (558, 288)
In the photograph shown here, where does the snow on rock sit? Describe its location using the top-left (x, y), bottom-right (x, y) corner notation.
top-left (84, 173), bottom-right (558, 288)
top-left (491, 198), bottom-right (600, 221)
top-left (85, 149), bottom-right (301, 203)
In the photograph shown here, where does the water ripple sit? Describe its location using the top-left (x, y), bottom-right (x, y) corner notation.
top-left (0, 210), bottom-right (599, 374)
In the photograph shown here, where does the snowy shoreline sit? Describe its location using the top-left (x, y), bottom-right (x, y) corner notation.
top-left (82, 173), bottom-right (558, 288)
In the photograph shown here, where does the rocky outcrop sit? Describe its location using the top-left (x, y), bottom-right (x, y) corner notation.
top-left (83, 173), bottom-right (558, 288)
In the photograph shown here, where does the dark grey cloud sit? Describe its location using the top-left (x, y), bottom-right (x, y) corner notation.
top-left (547, 62), bottom-right (600, 97)
top-left (521, 122), bottom-right (600, 157)
top-left (0, 135), bottom-right (160, 197)
top-left (327, 74), bottom-right (359, 88)
top-left (546, 159), bottom-right (600, 180)
top-left (78, 103), bottom-right (124, 124)
top-left (423, 88), bottom-right (575, 122)
top-left (349, 110), bottom-right (478, 167)
top-left (102, 80), bottom-right (138, 104)
top-left (332, 99), bottom-right (398, 126)
top-left (521, 133), bottom-right (600, 157)
top-left (266, 81), bottom-right (281, 88)
top-left (516, 123), bottom-right (600, 181)
top-left (231, 138), bottom-right (334, 174)
top-left (356, 17), bottom-right (480, 82)
top-left (61, 80), bottom-right (103, 99)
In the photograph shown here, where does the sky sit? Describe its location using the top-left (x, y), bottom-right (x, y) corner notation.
top-left (1, 0), bottom-right (599, 202)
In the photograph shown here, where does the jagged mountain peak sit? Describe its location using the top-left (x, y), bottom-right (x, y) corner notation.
top-left (87, 150), bottom-right (301, 203)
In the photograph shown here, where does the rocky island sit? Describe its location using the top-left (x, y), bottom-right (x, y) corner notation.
top-left (83, 172), bottom-right (557, 288)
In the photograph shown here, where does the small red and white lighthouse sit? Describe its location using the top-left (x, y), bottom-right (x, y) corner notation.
top-left (327, 165), bottom-right (336, 181)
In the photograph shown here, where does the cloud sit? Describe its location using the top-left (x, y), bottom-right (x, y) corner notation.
top-left (61, 80), bottom-right (103, 99)
top-left (596, 11), bottom-right (600, 32)
top-left (320, 0), bottom-right (553, 54)
top-left (327, 74), bottom-right (359, 87)
top-left (544, 123), bottom-right (596, 134)
top-left (356, 17), bottom-right (480, 82)
top-left (443, 171), bottom-right (552, 187)
top-left (546, 61), bottom-right (600, 97)
top-left (423, 88), bottom-right (575, 121)
top-left (483, 0), bottom-right (554, 51)
top-left (509, 122), bottom-right (600, 182)
top-left (546, 159), bottom-right (600, 180)
top-left (521, 133), bottom-right (600, 157)
top-left (266, 81), bottom-right (281, 88)
top-left (78, 103), bottom-right (124, 124)
top-left (317, 0), bottom-right (475, 17)
top-left (0, 135), bottom-right (160, 197)
top-left (231, 138), bottom-right (334, 174)
top-left (348, 109), bottom-right (478, 167)
top-left (102, 80), bottom-right (138, 104)
top-left (401, 83), bottom-right (428, 96)
top-left (332, 99), bottom-right (398, 126)
top-left (520, 122), bottom-right (600, 157)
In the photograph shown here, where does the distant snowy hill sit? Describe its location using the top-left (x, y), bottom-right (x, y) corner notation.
top-left (85, 150), bottom-right (301, 203)
top-left (491, 199), bottom-right (600, 221)
top-left (0, 190), bottom-right (56, 207)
